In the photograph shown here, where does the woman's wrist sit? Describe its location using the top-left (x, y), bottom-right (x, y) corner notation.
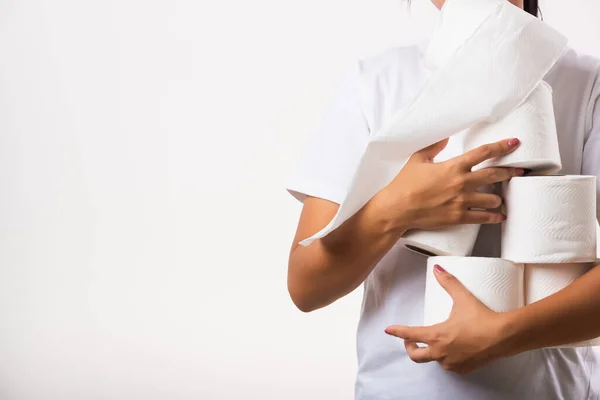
top-left (369, 187), bottom-right (415, 235)
top-left (322, 188), bottom-right (410, 253)
top-left (491, 309), bottom-right (536, 358)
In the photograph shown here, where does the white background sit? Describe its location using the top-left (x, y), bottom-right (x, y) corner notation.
top-left (0, 1), bottom-right (598, 399)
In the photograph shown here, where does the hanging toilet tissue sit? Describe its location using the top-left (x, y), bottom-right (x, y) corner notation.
top-left (501, 176), bottom-right (597, 263)
top-left (423, 257), bottom-right (524, 326)
top-left (525, 263), bottom-right (600, 348)
top-left (299, 0), bottom-right (567, 246)
top-left (458, 81), bottom-right (562, 175)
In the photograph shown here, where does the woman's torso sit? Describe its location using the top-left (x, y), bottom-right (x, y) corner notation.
top-left (354, 43), bottom-right (600, 400)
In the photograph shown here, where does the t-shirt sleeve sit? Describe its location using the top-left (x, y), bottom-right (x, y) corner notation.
top-left (582, 67), bottom-right (600, 219)
top-left (286, 63), bottom-right (371, 204)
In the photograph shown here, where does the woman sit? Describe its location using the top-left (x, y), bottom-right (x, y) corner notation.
top-left (286, 0), bottom-right (600, 398)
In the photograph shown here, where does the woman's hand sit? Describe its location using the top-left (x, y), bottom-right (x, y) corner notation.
top-left (384, 265), bottom-right (512, 375)
top-left (374, 138), bottom-right (524, 232)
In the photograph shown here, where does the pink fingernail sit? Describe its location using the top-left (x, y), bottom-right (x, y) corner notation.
top-left (516, 168), bottom-right (525, 176)
top-left (501, 214), bottom-right (507, 221)
top-left (434, 264), bottom-right (446, 273)
top-left (508, 138), bottom-right (520, 147)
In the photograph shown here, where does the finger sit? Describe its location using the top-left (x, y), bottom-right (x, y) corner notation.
top-left (461, 193), bottom-right (503, 210)
top-left (405, 340), bottom-right (435, 363)
top-left (432, 264), bottom-right (473, 301)
top-left (456, 138), bottom-right (521, 169)
top-left (467, 167), bottom-right (524, 187)
top-left (460, 210), bottom-right (506, 225)
top-left (385, 325), bottom-right (433, 344)
top-left (412, 138), bottom-right (450, 161)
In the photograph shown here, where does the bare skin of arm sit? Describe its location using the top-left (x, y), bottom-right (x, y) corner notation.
top-left (384, 261), bottom-right (600, 375)
top-left (288, 138), bottom-right (524, 312)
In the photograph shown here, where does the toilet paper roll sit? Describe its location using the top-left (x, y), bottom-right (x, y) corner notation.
top-left (525, 263), bottom-right (600, 348)
top-left (525, 263), bottom-right (593, 305)
top-left (399, 224), bottom-right (481, 257)
top-left (299, 0), bottom-right (567, 246)
top-left (396, 141), bottom-right (486, 257)
top-left (502, 176), bottom-right (597, 263)
top-left (423, 257), bottom-right (524, 326)
top-left (398, 224), bottom-right (481, 257)
top-left (458, 81), bottom-right (562, 175)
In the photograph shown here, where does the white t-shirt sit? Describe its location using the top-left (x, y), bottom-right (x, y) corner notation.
top-left (287, 43), bottom-right (600, 400)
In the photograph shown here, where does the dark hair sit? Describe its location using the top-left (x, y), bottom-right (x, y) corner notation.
top-left (524, 0), bottom-right (538, 16)
top-left (406, 1), bottom-right (540, 18)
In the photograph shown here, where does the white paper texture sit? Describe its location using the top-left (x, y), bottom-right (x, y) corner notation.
top-left (525, 263), bottom-right (600, 348)
top-left (459, 81), bottom-right (562, 175)
top-left (502, 176), bottom-right (597, 263)
top-left (423, 256), bottom-right (524, 326)
top-left (300, 0), bottom-right (568, 246)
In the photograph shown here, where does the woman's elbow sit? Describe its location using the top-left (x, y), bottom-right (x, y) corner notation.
top-left (288, 269), bottom-right (330, 313)
top-left (288, 280), bottom-right (319, 313)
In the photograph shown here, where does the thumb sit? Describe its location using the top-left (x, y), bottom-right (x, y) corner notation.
top-left (414, 138), bottom-right (449, 161)
top-left (432, 264), bottom-right (470, 301)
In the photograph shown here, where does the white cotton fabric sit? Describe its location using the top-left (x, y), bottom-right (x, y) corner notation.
top-left (286, 40), bottom-right (600, 400)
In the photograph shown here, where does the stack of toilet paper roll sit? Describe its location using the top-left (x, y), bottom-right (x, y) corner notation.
top-left (392, 1), bottom-right (599, 349)
top-left (399, 81), bottom-right (561, 257)
top-left (293, 0), bottom-right (599, 348)
top-left (503, 175), bottom-right (599, 347)
top-left (423, 176), bottom-right (600, 348)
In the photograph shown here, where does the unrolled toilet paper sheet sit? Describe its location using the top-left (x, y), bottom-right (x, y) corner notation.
top-left (502, 176), bottom-right (597, 263)
top-left (300, 0), bottom-right (567, 246)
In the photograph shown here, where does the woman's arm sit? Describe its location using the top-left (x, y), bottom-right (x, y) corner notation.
top-left (288, 139), bottom-right (523, 312)
top-left (384, 263), bottom-right (600, 375)
top-left (501, 264), bottom-right (600, 352)
top-left (287, 195), bottom-right (407, 313)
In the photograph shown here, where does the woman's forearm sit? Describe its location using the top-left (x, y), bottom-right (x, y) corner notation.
top-left (287, 139), bottom-right (521, 313)
top-left (500, 264), bottom-right (600, 354)
top-left (288, 193), bottom-right (409, 312)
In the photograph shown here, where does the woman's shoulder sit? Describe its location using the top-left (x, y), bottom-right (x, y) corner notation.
top-left (548, 47), bottom-right (600, 82)
top-left (546, 47), bottom-right (600, 130)
top-left (546, 47), bottom-right (600, 95)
